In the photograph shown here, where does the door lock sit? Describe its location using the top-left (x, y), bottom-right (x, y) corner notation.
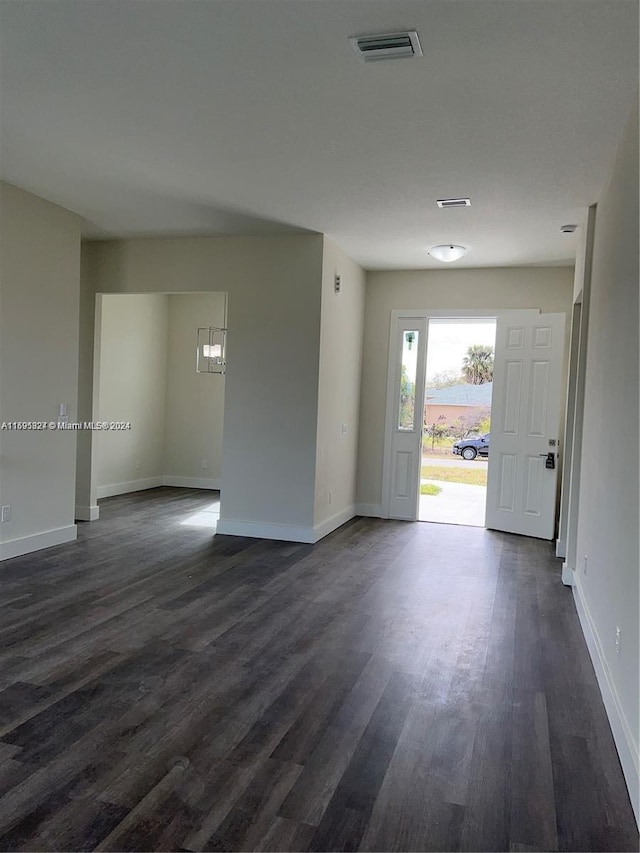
top-left (540, 452), bottom-right (555, 470)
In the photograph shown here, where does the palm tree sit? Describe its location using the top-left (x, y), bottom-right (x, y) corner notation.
top-left (462, 344), bottom-right (494, 384)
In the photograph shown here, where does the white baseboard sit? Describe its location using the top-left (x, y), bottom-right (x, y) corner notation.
top-left (556, 537), bottom-right (566, 559)
top-left (561, 561), bottom-right (574, 586)
top-left (355, 503), bottom-right (382, 517)
top-left (0, 524), bottom-right (77, 562)
top-left (313, 505), bottom-right (355, 541)
top-left (96, 476), bottom-right (221, 500)
top-left (216, 518), bottom-right (316, 543)
top-left (572, 575), bottom-right (639, 826)
top-left (97, 477), bottom-right (163, 499)
top-left (217, 506), bottom-right (356, 545)
top-left (75, 505), bottom-right (100, 521)
top-left (162, 475), bottom-right (221, 490)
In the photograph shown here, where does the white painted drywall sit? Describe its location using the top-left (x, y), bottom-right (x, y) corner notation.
top-left (357, 267), bottom-right (574, 509)
top-left (313, 238), bottom-right (366, 532)
top-left (0, 182), bottom-right (81, 555)
top-left (95, 294), bottom-right (169, 495)
top-left (574, 97), bottom-right (639, 819)
top-left (75, 236), bottom-right (101, 519)
top-left (164, 293), bottom-right (226, 485)
top-left (80, 235), bottom-right (324, 536)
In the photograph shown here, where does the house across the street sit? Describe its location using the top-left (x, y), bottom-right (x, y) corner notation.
top-left (424, 381), bottom-right (493, 430)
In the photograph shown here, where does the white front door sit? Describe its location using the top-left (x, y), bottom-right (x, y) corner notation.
top-left (486, 311), bottom-right (566, 539)
top-left (383, 315), bottom-right (428, 520)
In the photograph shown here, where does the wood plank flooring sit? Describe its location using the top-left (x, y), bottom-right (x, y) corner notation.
top-left (0, 487), bottom-right (636, 852)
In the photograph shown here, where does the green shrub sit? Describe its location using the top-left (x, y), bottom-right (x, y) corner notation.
top-left (420, 483), bottom-right (442, 496)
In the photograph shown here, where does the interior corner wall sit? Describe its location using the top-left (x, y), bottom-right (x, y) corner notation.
top-left (75, 240), bottom-right (100, 520)
top-left (313, 238), bottom-right (366, 536)
top-left (95, 294), bottom-right (169, 497)
top-left (164, 292), bottom-right (226, 487)
top-left (81, 235), bottom-right (324, 540)
top-left (356, 267), bottom-right (574, 510)
top-left (573, 96), bottom-right (639, 822)
top-left (0, 181), bottom-right (81, 559)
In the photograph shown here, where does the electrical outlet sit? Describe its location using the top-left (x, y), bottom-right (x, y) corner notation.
top-left (328, 490), bottom-right (332, 505)
top-left (135, 458), bottom-right (141, 472)
top-left (1, 505), bottom-right (11, 523)
top-left (583, 554), bottom-right (588, 575)
top-left (615, 626), bottom-right (621, 655)
top-left (200, 458), bottom-right (208, 470)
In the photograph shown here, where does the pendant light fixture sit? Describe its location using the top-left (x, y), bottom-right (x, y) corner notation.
top-left (196, 293), bottom-right (227, 375)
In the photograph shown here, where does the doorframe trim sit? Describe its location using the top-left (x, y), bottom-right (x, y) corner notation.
top-left (556, 300), bottom-right (583, 562)
top-left (558, 204), bottom-right (596, 582)
top-left (381, 309), bottom-right (539, 519)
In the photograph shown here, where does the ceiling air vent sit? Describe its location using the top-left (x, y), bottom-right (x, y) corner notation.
top-left (436, 198), bottom-right (472, 208)
top-left (349, 31), bottom-right (423, 61)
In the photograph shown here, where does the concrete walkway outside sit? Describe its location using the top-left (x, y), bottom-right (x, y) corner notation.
top-left (419, 479), bottom-right (487, 527)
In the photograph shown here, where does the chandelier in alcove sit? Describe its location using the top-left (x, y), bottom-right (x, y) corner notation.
top-left (196, 325), bottom-right (226, 375)
top-left (196, 294), bottom-right (227, 375)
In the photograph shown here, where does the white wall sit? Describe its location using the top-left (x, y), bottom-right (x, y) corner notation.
top-left (75, 235), bottom-right (100, 519)
top-left (95, 294), bottom-right (169, 497)
top-left (357, 267), bottom-right (574, 509)
top-left (573, 97), bottom-right (639, 821)
top-left (0, 182), bottom-right (81, 559)
top-left (313, 238), bottom-right (366, 534)
top-left (80, 235), bottom-right (324, 539)
top-left (164, 293), bottom-right (226, 487)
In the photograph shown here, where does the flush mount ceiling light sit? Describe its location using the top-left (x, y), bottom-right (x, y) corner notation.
top-left (349, 31), bottom-right (422, 61)
top-left (428, 244), bottom-right (468, 263)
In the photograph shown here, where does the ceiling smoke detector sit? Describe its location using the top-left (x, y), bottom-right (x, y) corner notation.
top-left (436, 198), bottom-right (471, 208)
top-left (349, 31), bottom-right (423, 61)
top-left (560, 224), bottom-right (578, 233)
top-left (429, 244), bottom-right (468, 263)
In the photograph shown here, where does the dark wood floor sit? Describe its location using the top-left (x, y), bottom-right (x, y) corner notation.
top-left (0, 488), bottom-right (636, 852)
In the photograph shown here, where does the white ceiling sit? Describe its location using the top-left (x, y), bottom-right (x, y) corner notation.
top-left (0, 0), bottom-right (637, 269)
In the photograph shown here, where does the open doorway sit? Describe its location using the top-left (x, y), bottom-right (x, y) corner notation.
top-left (418, 318), bottom-right (496, 527)
top-left (91, 292), bottom-right (225, 532)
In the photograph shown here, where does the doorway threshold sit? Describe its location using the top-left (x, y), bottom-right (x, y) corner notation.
top-left (417, 518), bottom-right (484, 529)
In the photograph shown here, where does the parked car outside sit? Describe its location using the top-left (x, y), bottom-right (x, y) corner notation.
top-left (452, 433), bottom-right (490, 460)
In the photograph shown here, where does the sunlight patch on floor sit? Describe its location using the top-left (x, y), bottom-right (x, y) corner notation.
top-left (180, 501), bottom-right (220, 529)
